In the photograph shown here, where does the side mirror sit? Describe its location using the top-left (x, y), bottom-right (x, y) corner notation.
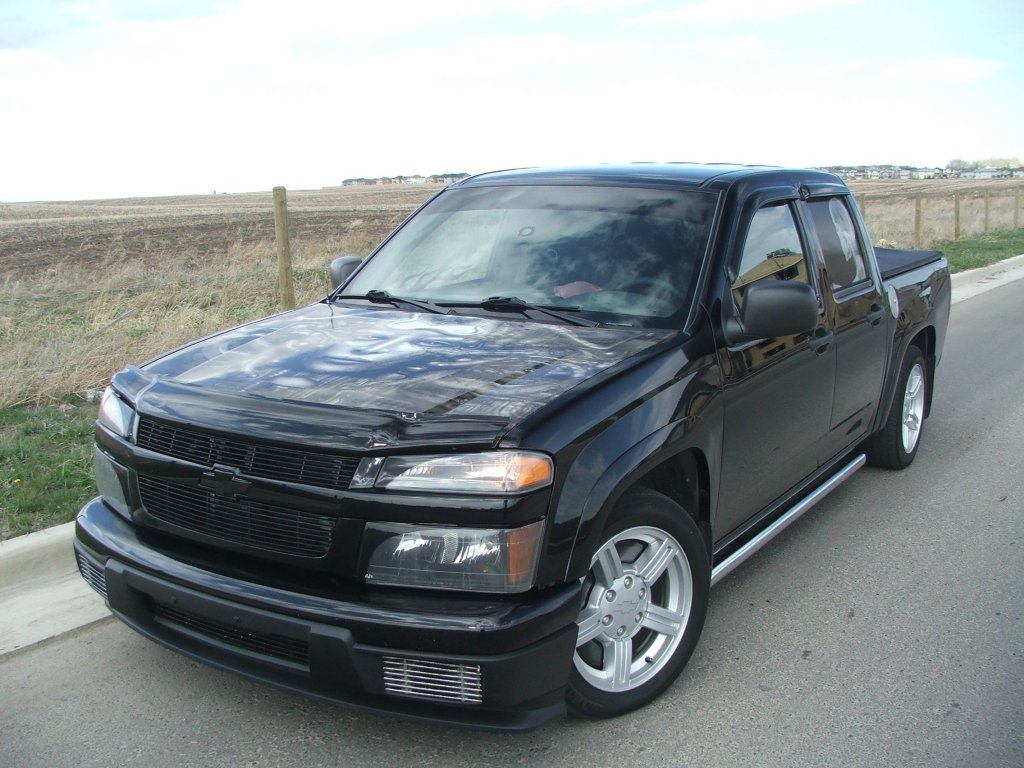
top-left (329, 256), bottom-right (362, 290)
top-left (724, 280), bottom-right (819, 344)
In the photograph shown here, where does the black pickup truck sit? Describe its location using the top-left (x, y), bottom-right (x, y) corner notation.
top-left (74, 164), bottom-right (950, 730)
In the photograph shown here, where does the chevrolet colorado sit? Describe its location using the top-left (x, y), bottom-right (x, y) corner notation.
top-left (74, 164), bottom-right (950, 730)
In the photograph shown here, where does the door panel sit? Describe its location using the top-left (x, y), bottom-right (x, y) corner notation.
top-left (715, 201), bottom-right (835, 539)
top-left (801, 197), bottom-right (887, 460)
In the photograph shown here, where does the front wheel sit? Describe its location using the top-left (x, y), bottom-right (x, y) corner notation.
top-left (867, 346), bottom-right (928, 469)
top-left (567, 487), bottom-right (710, 718)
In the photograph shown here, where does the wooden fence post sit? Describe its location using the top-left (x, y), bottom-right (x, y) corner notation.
top-left (1016, 189), bottom-right (1021, 229)
top-left (273, 186), bottom-right (296, 310)
top-left (914, 193), bottom-right (922, 248)
top-left (954, 193), bottom-right (961, 240)
top-left (984, 190), bottom-right (990, 234)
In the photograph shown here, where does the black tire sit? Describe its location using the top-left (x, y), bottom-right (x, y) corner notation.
top-left (866, 346), bottom-right (928, 469)
top-left (566, 487), bottom-right (710, 719)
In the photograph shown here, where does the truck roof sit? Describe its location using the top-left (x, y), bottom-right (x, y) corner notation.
top-left (452, 163), bottom-right (844, 190)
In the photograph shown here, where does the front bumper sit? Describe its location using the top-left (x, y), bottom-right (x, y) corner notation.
top-left (74, 498), bottom-right (581, 731)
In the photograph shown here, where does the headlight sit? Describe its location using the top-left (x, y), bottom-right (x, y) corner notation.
top-left (97, 387), bottom-right (135, 439)
top-left (353, 451), bottom-right (553, 495)
top-left (364, 520), bottom-right (544, 593)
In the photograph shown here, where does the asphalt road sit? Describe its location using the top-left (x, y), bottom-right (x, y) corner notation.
top-left (2, 281), bottom-right (1022, 768)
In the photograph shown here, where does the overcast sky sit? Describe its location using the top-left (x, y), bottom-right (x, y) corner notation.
top-left (2, 0), bottom-right (1022, 201)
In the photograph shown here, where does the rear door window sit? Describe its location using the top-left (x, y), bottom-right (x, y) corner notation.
top-left (803, 197), bottom-right (869, 292)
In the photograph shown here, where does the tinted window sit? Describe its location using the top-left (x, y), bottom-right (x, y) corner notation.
top-left (804, 197), bottom-right (868, 291)
top-left (732, 203), bottom-right (809, 306)
top-left (344, 185), bottom-right (718, 327)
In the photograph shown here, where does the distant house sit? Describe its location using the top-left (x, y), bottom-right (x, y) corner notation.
top-left (341, 173), bottom-right (470, 186)
top-left (426, 173), bottom-right (468, 185)
top-left (962, 167), bottom-right (1006, 180)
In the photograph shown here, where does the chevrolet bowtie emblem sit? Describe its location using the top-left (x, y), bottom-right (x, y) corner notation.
top-left (199, 465), bottom-right (252, 498)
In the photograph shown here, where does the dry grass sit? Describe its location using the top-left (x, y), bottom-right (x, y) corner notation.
top-left (2, 179), bottom-right (1022, 408)
top-left (3, 244), bottom-right (299, 406)
top-left (0, 186), bottom-right (439, 408)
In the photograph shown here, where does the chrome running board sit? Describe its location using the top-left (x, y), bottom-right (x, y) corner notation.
top-left (710, 454), bottom-right (867, 587)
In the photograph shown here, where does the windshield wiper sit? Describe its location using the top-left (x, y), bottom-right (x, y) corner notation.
top-left (336, 289), bottom-right (450, 315)
top-left (449, 296), bottom-right (599, 327)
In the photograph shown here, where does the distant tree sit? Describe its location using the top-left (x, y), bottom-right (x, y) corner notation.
top-left (948, 157), bottom-right (1021, 170)
top-left (981, 157), bottom-right (1022, 168)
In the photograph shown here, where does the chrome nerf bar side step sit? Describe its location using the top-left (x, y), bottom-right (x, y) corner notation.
top-left (710, 454), bottom-right (867, 587)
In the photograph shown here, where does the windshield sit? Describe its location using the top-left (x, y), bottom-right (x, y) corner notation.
top-left (341, 184), bottom-right (718, 328)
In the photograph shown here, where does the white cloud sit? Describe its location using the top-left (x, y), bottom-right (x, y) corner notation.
top-left (672, 36), bottom-right (767, 59)
top-left (1, 0), bottom-right (1020, 200)
top-left (0, 48), bottom-right (55, 72)
top-left (450, 34), bottom-right (646, 71)
top-left (888, 57), bottom-right (1004, 83)
top-left (203, 0), bottom-right (646, 37)
top-left (640, 0), bottom-right (864, 25)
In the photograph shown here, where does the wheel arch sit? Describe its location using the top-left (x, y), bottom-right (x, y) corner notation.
top-left (909, 325), bottom-right (936, 417)
top-left (632, 449), bottom-right (712, 553)
top-left (564, 442), bottom-right (714, 583)
top-left (874, 322), bottom-right (936, 435)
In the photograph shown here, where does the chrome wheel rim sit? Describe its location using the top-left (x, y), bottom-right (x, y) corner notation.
top-left (901, 362), bottom-right (926, 454)
top-left (574, 526), bottom-right (692, 692)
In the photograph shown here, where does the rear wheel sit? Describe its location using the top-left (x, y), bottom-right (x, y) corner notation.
top-left (567, 487), bottom-right (709, 718)
top-left (867, 346), bottom-right (927, 469)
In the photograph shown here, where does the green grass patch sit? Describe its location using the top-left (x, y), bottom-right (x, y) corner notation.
top-left (0, 402), bottom-right (96, 539)
top-left (934, 229), bottom-right (1024, 273)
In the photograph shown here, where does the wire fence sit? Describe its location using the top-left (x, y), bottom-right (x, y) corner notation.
top-left (855, 185), bottom-right (1024, 248)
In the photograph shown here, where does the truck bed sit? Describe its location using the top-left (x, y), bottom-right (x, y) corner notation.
top-left (875, 247), bottom-right (944, 281)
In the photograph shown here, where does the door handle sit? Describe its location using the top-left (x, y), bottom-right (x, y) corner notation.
top-left (866, 303), bottom-right (885, 326)
top-left (808, 326), bottom-right (833, 354)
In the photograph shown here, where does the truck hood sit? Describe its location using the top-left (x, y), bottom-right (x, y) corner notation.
top-left (132, 304), bottom-right (674, 451)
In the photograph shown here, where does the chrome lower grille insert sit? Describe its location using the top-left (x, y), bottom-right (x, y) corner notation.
top-left (76, 553), bottom-right (108, 599)
top-left (382, 656), bottom-right (484, 705)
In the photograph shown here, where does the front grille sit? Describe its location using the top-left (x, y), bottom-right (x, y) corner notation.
top-left (138, 475), bottom-right (335, 557)
top-left (152, 601), bottom-right (310, 666)
top-left (135, 417), bottom-right (359, 492)
top-left (76, 553), bottom-right (108, 599)
top-left (382, 656), bottom-right (483, 705)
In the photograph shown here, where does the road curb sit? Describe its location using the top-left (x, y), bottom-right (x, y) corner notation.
top-left (0, 520), bottom-right (76, 591)
top-left (950, 252), bottom-right (1024, 304)
top-left (0, 520), bottom-right (112, 658)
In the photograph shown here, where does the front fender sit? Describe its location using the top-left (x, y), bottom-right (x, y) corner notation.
top-left (524, 353), bottom-right (722, 585)
top-left (561, 395), bottom-right (722, 583)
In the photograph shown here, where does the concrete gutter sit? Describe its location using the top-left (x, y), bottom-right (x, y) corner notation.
top-left (2, 252), bottom-right (1023, 659)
